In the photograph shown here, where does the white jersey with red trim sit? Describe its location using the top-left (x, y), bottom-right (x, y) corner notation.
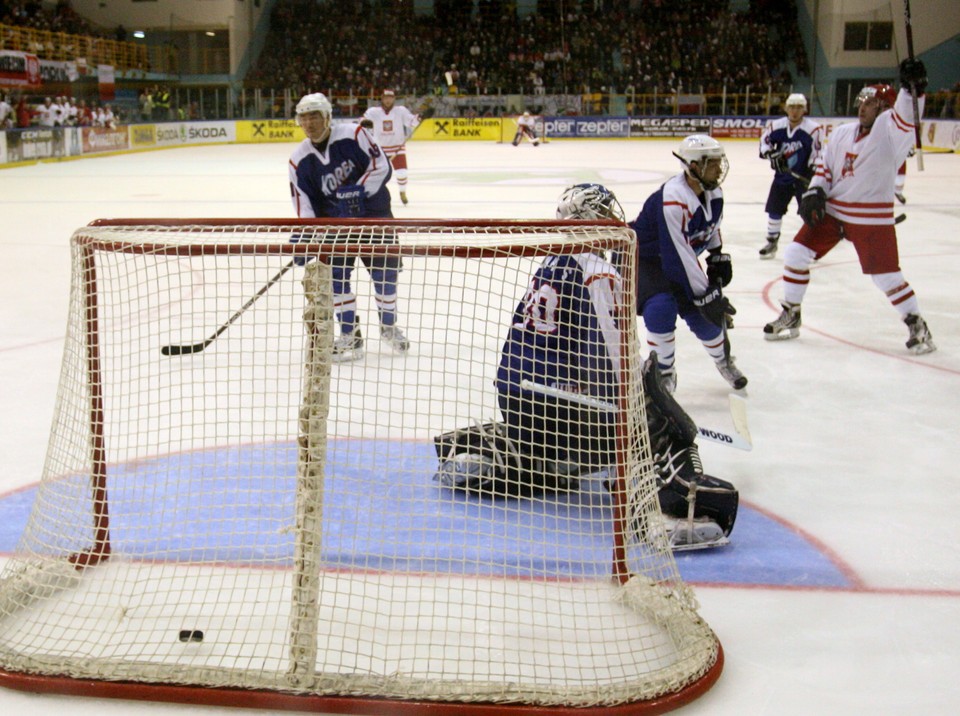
top-left (362, 104), bottom-right (419, 154)
top-left (810, 88), bottom-right (922, 226)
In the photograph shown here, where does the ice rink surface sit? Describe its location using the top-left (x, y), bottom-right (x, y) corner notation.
top-left (1, 136), bottom-right (959, 714)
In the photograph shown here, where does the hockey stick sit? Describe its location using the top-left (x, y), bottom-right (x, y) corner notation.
top-left (519, 379), bottom-right (752, 451)
top-left (903, 0), bottom-right (924, 171)
top-left (161, 260), bottom-right (296, 356)
top-left (790, 168), bottom-right (906, 224)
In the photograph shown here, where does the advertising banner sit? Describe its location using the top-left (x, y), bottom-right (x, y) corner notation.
top-left (237, 119), bottom-right (300, 143)
top-left (129, 124), bottom-right (158, 149)
top-left (417, 117), bottom-right (502, 141)
top-left (629, 116), bottom-right (712, 138)
top-left (546, 117), bottom-right (630, 139)
top-left (4, 127), bottom-right (63, 161)
top-left (82, 126), bottom-right (129, 154)
top-left (0, 50), bottom-right (41, 89)
top-left (708, 117), bottom-right (770, 139)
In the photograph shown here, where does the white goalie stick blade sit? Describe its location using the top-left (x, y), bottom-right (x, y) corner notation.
top-left (696, 425), bottom-right (752, 452)
top-left (728, 392), bottom-right (752, 450)
top-left (519, 379), bottom-right (752, 451)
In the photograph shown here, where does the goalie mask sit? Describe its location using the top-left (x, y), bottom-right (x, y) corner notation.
top-left (556, 183), bottom-right (625, 222)
top-left (674, 134), bottom-right (729, 190)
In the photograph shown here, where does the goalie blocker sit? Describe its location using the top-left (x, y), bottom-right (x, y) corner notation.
top-left (432, 354), bottom-right (738, 549)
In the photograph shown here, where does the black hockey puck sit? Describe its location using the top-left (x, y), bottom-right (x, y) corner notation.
top-left (178, 629), bottom-right (204, 643)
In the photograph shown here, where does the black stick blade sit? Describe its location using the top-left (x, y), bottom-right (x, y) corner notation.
top-left (161, 341), bottom-right (209, 356)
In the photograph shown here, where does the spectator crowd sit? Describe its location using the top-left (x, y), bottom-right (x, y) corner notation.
top-left (0, 0), bottom-right (99, 37)
top-left (0, 90), bottom-right (120, 128)
top-left (246, 0), bottom-right (809, 99)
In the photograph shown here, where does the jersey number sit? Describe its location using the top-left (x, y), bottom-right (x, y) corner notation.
top-left (518, 281), bottom-right (560, 334)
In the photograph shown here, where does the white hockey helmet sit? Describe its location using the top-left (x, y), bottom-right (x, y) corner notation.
top-left (556, 183), bottom-right (625, 222)
top-left (785, 93), bottom-right (807, 109)
top-left (674, 134), bottom-right (729, 190)
top-left (295, 92), bottom-right (332, 123)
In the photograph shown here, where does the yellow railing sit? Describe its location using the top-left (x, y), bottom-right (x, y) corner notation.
top-left (0, 23), bottom-right (148, 71)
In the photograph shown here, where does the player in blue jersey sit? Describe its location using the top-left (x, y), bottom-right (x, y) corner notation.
top-left (757, 93), bottom-right (822, 259)
top-left (494, 183), bottom-right (625, 482)
top-left (433, 183), bottom-right (739, 548)
top-left (629, 135), bottom-right (746, 393)
top-left (433, 184), bottom-right (625, 496)
top-left (288, 92), bottom-right (409, 361)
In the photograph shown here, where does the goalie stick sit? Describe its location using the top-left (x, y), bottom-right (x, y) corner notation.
top-left (519, 379), bottom-right (752, 451)
top-left (161, 260), bottom-right (296, 356)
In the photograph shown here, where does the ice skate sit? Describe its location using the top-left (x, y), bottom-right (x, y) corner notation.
top-left (758, 233), bottom-right (779, 260)
top-left (895, 191), bottom-right (906, 204)
top-left (763, 302), bottom-right (801, 341)
top-left (380, 325), bottom-right (410, 353)
top-left (663, 515), bottom-right (730, 551)
top-left (715, 356), bottom-right (747, 390)
top-left (904, 314), bottom-right (936, 354)
top-left (332, 329), bottom-right (364, 362)
top-left (661, 367), bottom-right (677, 394)
top-left (400, 191), bottom-right (408, 205)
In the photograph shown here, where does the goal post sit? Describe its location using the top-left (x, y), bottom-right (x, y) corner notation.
top-left (0, 219), bottom-right (722, 713)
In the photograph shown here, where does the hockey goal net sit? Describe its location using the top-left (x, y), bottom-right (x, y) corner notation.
top-left (0, 219), bottom-right (721, 713)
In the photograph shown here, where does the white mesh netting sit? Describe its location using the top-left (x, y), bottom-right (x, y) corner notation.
top-left (0, 220), bottom-right (720, 713)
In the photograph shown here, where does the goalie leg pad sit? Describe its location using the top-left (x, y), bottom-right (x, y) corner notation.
top-left (643, 352), bottom-right (698, 447)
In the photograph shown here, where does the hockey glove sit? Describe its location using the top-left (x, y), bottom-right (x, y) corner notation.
top-left (706, 251), bottom-right (733, 288)
top-left (899, 58), bottom-right (928, 95)
top-left (799, 186), bottom-right (827, 228)
top-left (765, 146), bottom-right (788, 173)
top-left (693, 285), bottom-right (736, 330)
top-left (335, 184), bottom-right (366, 218)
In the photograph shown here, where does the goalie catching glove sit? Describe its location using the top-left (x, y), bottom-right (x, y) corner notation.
top-left (433, 422), bottom-right (581, 497)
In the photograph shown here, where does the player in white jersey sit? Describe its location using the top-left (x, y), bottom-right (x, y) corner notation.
top-left (757, 93), bottom-right (823, 259)
top-left (512, 111), bottom-right (540, 146)
top-left (764, 59), bottom-right (935, 354)
top-left (361, 89), bottom-right (419, 205)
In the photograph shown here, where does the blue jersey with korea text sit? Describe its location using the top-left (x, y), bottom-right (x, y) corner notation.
top-left (288, 122), bottom-right (393, 218)
top-left (759, 116), bottom-right (822, 186)
top-left (496, 253), bottom-right (622, 403)
top-left (630, 172), bottom-right (723, 300)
